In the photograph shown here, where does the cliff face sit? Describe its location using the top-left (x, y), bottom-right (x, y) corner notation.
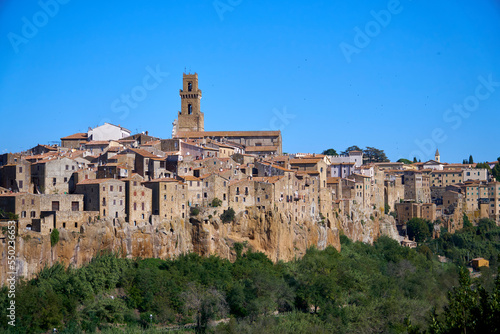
top-left (1, 207), bottom-right (346, 282)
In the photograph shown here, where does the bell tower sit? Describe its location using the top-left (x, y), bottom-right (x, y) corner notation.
top-left (176, 73), bottom-right (204, 133)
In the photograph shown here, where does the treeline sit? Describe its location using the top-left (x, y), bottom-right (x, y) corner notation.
top-left (0, 235), bottom-right (462, 333)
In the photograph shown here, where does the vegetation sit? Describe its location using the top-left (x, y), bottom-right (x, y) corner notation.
top-left (398, 158), bottom-right (413, 164)
top-left (0, 236), bottom-right (464, 333)
top-left (190, 207), bottom-right (200, 216)
top-left (220, 208), bottom-right (235, 223)
top-left (211, 198), bottom-right (222, 208)
top-left (50, 228), bottom-right (59, 247)
top-left (321, 148), bottom-right (338, 156)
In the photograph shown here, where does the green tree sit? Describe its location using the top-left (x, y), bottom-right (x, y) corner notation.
top-left (469, 155), bottom-right (474, 164)
top-left (462, 213), bottom-right (472, 229)
top-left (190, 207), bottom-right (200, 216)
top-left (51, 228), bottom-right (59, 246)
top-left (407, 218), bottom-right (431, 242)
top-left (443, 267), bottom-right (479, 333)
top-left (211, 198), bottom-right (222, 207)
top-left (322, 148), bottom-right (338, 156)
top-left (492, 157), bottom-right (500, 181)
top-left (341, 145), bottom-right (362, 155)
top-left (413, 157), bottom-right (417, 163)
top-left (475, 162), bottom-right (492, 171)
top-left (398, 158), bottom-right (413, 164)
top-left (220, 208), bottom-right (235, 223)
top-left (363, 146), bottom-right (389, 163)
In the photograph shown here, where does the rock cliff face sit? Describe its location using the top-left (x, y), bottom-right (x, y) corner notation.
top-left (1, 208), bottom-right (398, 283)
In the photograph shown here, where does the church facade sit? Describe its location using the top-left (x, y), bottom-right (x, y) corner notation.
top-left (172, 73), bottom-right (282, 156)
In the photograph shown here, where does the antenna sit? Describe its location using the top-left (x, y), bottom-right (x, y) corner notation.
top-left (184, 67), bottom-right (186, 73)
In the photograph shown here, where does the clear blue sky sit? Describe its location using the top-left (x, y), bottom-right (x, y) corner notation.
top-left (1, 1), bottom-right (499, 163)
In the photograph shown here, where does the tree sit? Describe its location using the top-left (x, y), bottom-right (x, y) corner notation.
top-left (363, 146), bottom-right (389, 163)
top-left (475, 162), bottom-right (492, 171)
top-left (322, 148), bottom-right (338, 156)
top-left (462, 213), bottom-right (472, 229)
top-left (211, 198), bottom-right (222, 207)
top-left (397, 158), bottom-right (412, 164)
top-left (220, 208), bottom-right (235, 223)
top-left (51, 228), bottom-right (59, 247)
top-left (413, 157), bottom-right (417, 163)
top-left (340, 145), bottom-right (362, 155)
top-left (406, 218), bottom-right (431, 242)
top-left (492, 157), bottom-right (500, 181)
top-left (469, 155), bottom-right (474, 164)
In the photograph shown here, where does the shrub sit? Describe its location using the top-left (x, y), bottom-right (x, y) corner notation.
top-left (190, 207), bottom-right (200, 216)
top-left (220, 208), bottom-right (235, 223)
top-left (211, 198), bottom-right (222, 207)
top-left (51, 228), bottom-right (59, 246)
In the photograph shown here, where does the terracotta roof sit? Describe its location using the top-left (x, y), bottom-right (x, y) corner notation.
top-left (175, 130), bottom-right (281, 138)
top-left (61, 133), bottom-right (88, 140)
top-left (290, 158), bottom-right (321, 164)
top-left (143, 178), bottom-right (179, 183)
top-left (85, 141), bottom-right (110, 146)
top-left (178, 175), bottom-right (201, 181)
top-left (128, 148), bottom-right (162, 159)
top-left (327, 177), bottom-right (340, 184)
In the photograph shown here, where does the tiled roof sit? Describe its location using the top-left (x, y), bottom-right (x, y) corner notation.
top-left (76, 178), bottom-right (122, 185)
top-left (61, 133), bottom-right (88, 140)
top-left (290, 158), bottom-right (321, 164)
top-left (84, 141), bottom-right (110, 146)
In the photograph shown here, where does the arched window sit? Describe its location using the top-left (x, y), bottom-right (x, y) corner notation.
top-left (188, 82), bottom-right (192, 92)
top-left (188, 104), bottom-right (192, 114)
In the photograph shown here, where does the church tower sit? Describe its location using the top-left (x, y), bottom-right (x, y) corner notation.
top-left (435, 149), bottom-right (440, 162)
top-left (175, 73), bottom-right (204, 134)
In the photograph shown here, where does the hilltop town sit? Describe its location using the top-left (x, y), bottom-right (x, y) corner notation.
top-left (1, 73), bottom-right (499, 279)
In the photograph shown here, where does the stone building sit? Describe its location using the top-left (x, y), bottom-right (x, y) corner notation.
top-left (395, 202), bottom-right (436, 224)
top-left (0, 159), bottom-right (32, 193)
top-left (60, 133), bottom-right (88, 149)
top-left (143, 178), bottom-right (188, 220)
top-left (31, 157), bottom-right (79, 194)
top-left (403, 170), bottom-right (431, 203)
top-left (172, 73), bottom-right (282, 156)
top-left (75, 179), bottom-right (126, 219)
top-left (123, 174), bottom-right (152, 227)
top-left (200, 173), bottom-right (230, 208)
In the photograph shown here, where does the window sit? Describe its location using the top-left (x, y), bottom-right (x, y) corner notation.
top-left (134, 203), bottom-right (137, 210)
top-left (188, 82), bottom-right (192, 91)
top-left (19, 167), bottom-right (22, 173)
top-left (53, 178), bottom-right (57, 185)
top-left (65, 165), bottom-right (69, 170)
top-left (197, 181), bottom-right (200, 187)
top-left (63, 222), bottom-right (66, 228)
top-left (113, 199), bottom-right (116, 205)
top-left (119, 186), bottom-right (122, 192)
top-left (21, 211), bottom-right (26, 218)
top-left (205, 182), bottom-right (208, 187)
top-left (71, 202), bottom-right (79, 211)
top-left (75, 222), bottom-right (78, 228)
top-left (188, 104), bottom-right (192, 114)
top-left (142, 191), bottom-right (144, 196)
top-left (133, 181), bottom-right (137, 186)
top-left (204, 192), bottom-right (207, 198)
top-left (102, 186), bottom-right (105, 191)
top-left (102, 197), bottom-right (106, 206)
top-left (110, 185), bottom-right (113, 191)
top-left (31, 199), bottom-right (34, 205)
top-left (223, 193), bottom-right (226, 200)
top-left (22, 198), bottom-right (25, 205)
top-left (63, 177), bottom-right (67, 183)
top-left (120, 200), bottom-right (123, 205)
top-left (141, 202), bottom-right (145, 210)
top-left (72, 166), bottom-right (75, 170)
top-left (30, 211), bottom-right (36, 218)
top-left (52, 201), bottom-right (60, 211)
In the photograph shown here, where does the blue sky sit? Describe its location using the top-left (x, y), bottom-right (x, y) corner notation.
top-left (1, 1), bottom-right (499, 163)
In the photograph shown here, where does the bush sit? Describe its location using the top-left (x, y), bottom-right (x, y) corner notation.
top-left (51, 228), bottom-right (59, 246)
top-left (220, 208), bottom-right (235, 223)
top-left (211, 198), bottom-right (222, 207)
top-left (190, 207), bottom-right (200, 216)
